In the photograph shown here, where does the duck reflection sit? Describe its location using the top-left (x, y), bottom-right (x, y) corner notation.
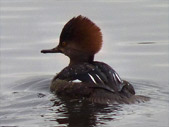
top-left (50, 96), bottom-right (121, 127)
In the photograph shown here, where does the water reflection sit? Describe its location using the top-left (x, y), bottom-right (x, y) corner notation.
top-left (0, 74), bottom-right (168, 127)
top-left (50, 96), bottom-right (121, 127)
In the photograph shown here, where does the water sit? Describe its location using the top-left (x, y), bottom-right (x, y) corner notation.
top-left (0, 0), bottom-right (169, 127)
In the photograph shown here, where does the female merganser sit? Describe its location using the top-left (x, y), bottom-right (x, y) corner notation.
top-left (41, 15), bottom-right (149, 104)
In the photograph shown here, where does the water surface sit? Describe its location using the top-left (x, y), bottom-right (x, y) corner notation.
top-left (0, 0), bottom-right (169, 127)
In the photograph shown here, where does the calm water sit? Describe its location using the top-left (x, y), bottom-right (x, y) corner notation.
top-left (0, 0), bottom-right (169, 127)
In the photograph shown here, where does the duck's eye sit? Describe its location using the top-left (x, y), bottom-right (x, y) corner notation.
top-left (62, 42), bottom-right (66, 47)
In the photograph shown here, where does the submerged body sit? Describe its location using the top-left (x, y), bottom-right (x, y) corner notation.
top-left (41, 15), bottom-right (149, 104)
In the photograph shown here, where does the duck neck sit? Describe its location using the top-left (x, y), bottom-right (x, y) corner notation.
top-left (69, 54), bottom-right (94, 66)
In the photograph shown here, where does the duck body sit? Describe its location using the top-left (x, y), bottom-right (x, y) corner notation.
top-left (41, 15), bottom-right (149, 104)
top-left (50, 61), bottom-right (148, 104)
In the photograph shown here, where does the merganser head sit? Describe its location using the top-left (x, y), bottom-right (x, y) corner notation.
top-left (41, 15), bottom-right (102, 65)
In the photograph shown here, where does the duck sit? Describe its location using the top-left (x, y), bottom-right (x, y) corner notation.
top-left (41, 15), bottom-right (149, 104)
